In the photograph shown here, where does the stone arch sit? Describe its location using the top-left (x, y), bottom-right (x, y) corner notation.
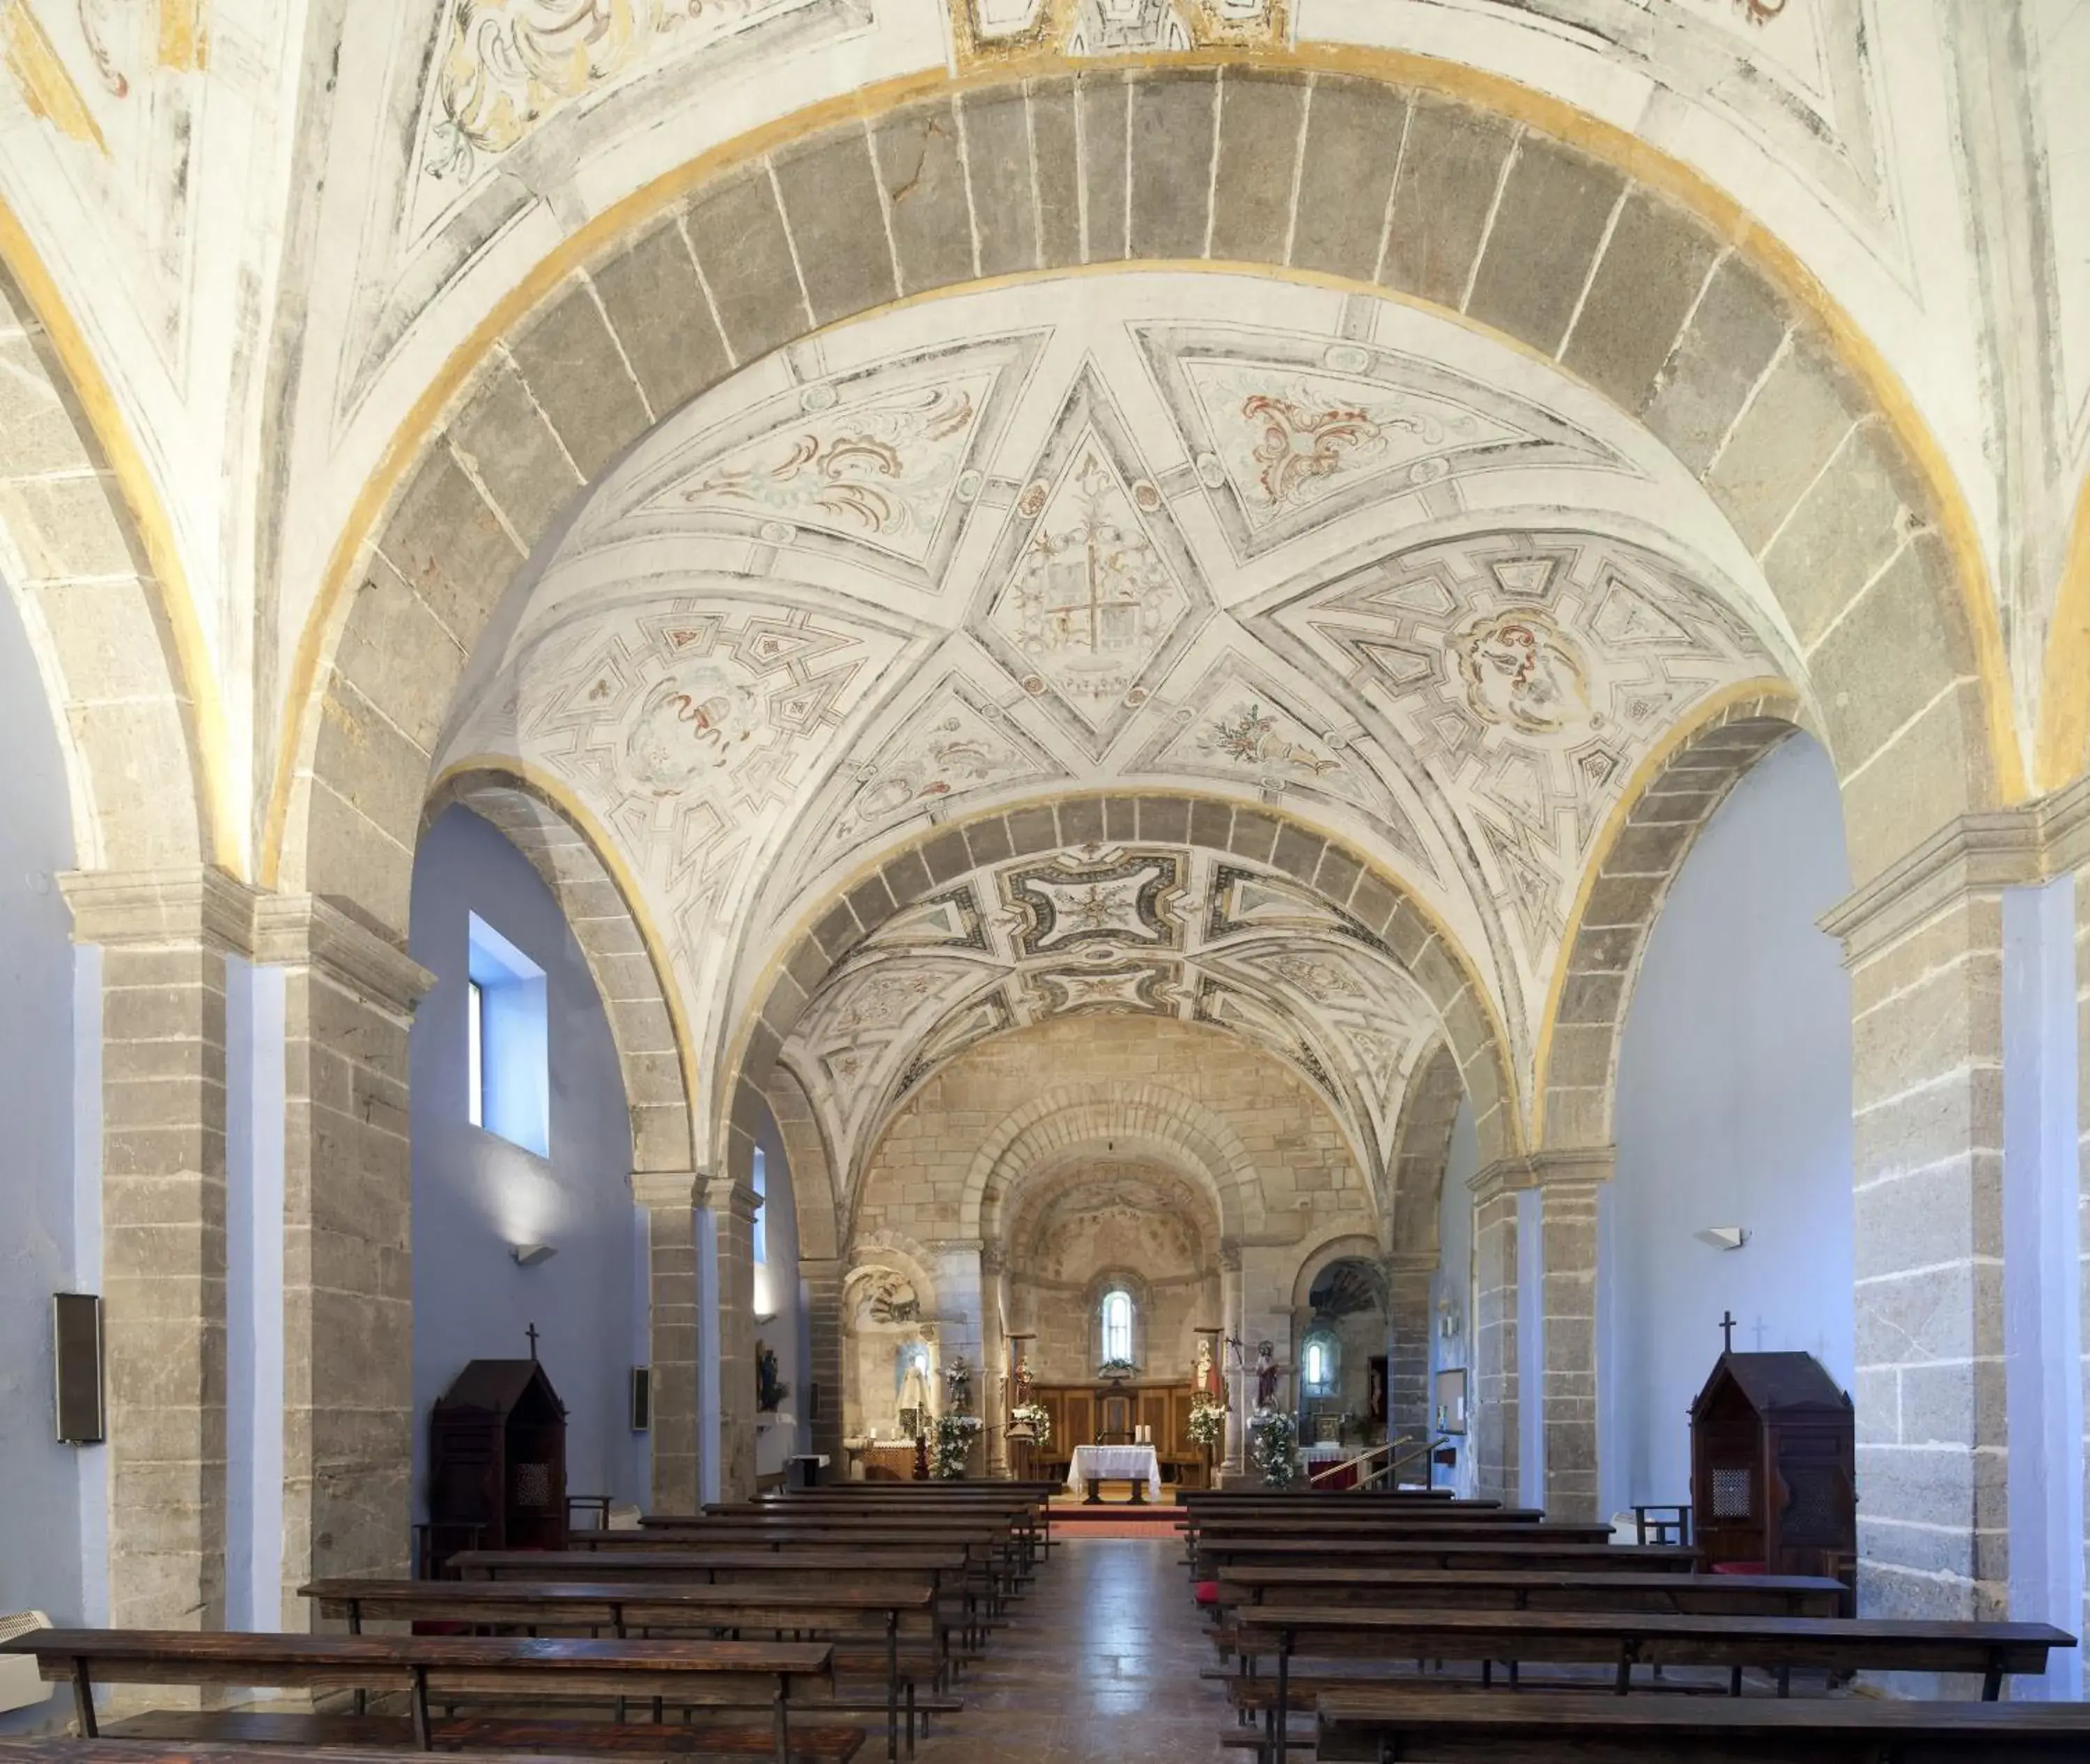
top-left (739, 791), bottom-right (1523, 1222)
top-left (959, 1080), bottom-right (1264, 1246)
top-left (765, 1059), bottom-right (844, 1466)
top-left (424, 765), bottom-right (695, 1172)
top-left (1536, 692), bottom-right (1806, 1150)
top-left (1289, 1232), bottom-right (1387, 1312)
top-left (277, 57), bottom-right (2011, 949)
top-left (1386, 1039), bottom-right (1466, 1260)
top-left (0, 252), bottom-right (216, 874)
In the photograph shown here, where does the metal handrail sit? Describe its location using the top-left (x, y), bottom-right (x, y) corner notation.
top-left (1307, 1434), bottom-right (1413, 1489)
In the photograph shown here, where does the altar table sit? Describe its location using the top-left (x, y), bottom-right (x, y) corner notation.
top-left (1067, 1444), bottom-right (1163, 1504)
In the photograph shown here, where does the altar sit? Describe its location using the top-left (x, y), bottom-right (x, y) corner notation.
top-left (1067, 1442), bottom-right (1163, 1505)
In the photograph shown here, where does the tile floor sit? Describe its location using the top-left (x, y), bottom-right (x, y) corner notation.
top-left (918, 1537), bottom-right (1227, 1762)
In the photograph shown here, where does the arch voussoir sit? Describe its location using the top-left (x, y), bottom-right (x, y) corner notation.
top-left (1540, 697), bottom-right (1804, 1150)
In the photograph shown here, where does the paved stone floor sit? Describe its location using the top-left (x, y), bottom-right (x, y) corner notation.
top-left (918, 1537), bottom-right (1225, 1763)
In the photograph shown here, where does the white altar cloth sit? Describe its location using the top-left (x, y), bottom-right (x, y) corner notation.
top-left (1067, 1443), bottom-right (1163, 1502)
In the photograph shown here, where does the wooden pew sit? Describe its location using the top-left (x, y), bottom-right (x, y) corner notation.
top-left (301, 1581), bottom-right (941, 1764)
top-left (1212, 1568), bottom-right (1850, 1619)
top-left (1193, 1538), bottom-right (1700, 1577)
top-left (0, 1739), bottom-right (863, 1764)
top-left (447, 1552), bottom-right (984, 1655)
top-left (1313, 1689), bottom-right (2090, 1762)
top-left (1230, 1607), bottom-right (2075, 1761)
top-left (0, 1630), bottom-right (839, 1764)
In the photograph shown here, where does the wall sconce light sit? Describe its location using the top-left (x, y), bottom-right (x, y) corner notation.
top-left (511, 1244), bottom-right (557, 1268)
top-left (1693, 1226), bottom-right (1749, 1252)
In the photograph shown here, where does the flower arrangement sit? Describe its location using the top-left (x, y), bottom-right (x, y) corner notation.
top-left (1186, 1399), bottom-right (1227, 1451)
top-left (1008, 1402), bottom-right (1052, 1447)
top-left (1249, 1410), bottom-right (1299, 1489)
top-left (1097, 1359), bottom-right (1139, 1381)
top-left (931, 1413), bottom-right (983, 1480)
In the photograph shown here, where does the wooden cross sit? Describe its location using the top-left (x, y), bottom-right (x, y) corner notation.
top-left (525, 1322), bottom-right (540, 1361)
top-left (1719, 1310), bottom-right (1736, 1354)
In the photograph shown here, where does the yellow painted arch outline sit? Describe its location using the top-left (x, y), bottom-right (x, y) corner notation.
top-left (264, 42), bottom-right (2024, 894)
top-left (0, 194), bottom-right (240, 876)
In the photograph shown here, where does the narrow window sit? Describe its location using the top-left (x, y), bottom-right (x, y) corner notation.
top-left (466, 912), bottom-right (549, 1156)
top-left (751, 1145), bottom-right (768, 1266)
top-left (466, 977), bottom-right (485, 1129)
top-left (1101, 1289), bottom-right (1134, 1364)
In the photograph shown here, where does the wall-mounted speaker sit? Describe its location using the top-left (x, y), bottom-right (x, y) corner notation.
top-left (630, 1366), bottom-right (650, 1433)
top-left (52, 1294), bottom-right (104, 1445)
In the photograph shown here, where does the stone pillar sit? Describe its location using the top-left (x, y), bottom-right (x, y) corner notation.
top-left (1218, 1245), bottom-right (1245, 1478)
top-left (1470, 1166), bottom-right (1521, 1507)
top-left (931, 1240), bottom-right (988, 1476)
top-left (61, 868), bottom-right (245, 1634)
top-left (799, 1255), bottom-right (845, 1474)
top-left (704, 1174), bottom-right (760, 1502)
top-left (634, 1173), bottom-right (700, 1512)
top-left (980, 1244), bottom-right (1008, 1476)
top-left (1384, 1253), bottom-right (1435, 1453)
top-left (254, 896), bottom-right (431, 1616)
top-left (1821, 817), bottom-right (2036, 1623)
top-left (1533, 1154), bottom-right (1609, 1522)
top-left (1469, 1153), bottom-right (1610, 1518)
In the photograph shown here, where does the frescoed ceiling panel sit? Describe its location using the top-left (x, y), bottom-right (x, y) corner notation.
top-left (433, 270), bottom-right (1799, 1166)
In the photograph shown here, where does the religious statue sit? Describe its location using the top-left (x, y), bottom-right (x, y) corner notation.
top-left (755, 1339), bottom-right (789, 1414)
top-left (1255, 1340), bottom-right (1280, 1412)
top-left (943, 1354), bottom-right (973, 1415)
top-left (1012, 1352), bottom-right (1035, 1408)
top-left (1193, 1338), bottom-right (1218, 1402)
top-left (899, 1347), bottom-right (931, 1436)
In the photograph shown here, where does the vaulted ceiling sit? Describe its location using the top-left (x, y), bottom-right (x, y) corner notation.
top-left (435, 271), bottom-right (1794, 1193)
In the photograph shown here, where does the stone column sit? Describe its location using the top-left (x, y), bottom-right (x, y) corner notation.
top-left (61, 868), bottom-right (246, 1634)
top-left (1218, 1245), bottom-right (1245, 1478)
top-left (633, 1172), bottom-right (700, 1512)
top-left (980, 1244), bottom-right (1008, 1476)
top-left (254, 896), bottom-right (431, 1616)
top-left (704, 1174), bottom-right (760, 1501)
top-left (1533, 1154), bottom-right (1609, 1522)
top-left (1384, 1253), bottom-right (1436, 1454)
top-left (799, 1256), bottom-right (845, 1474)
top-left (1470, 1165), bottom-right (1521, 1507)
top-left (1468, 1153), bottom-right (1611, 1518)
top-left (1822, 817), bottom-right (2028, 1623)
top-left (930, 1240), bottom-right (988, 1476)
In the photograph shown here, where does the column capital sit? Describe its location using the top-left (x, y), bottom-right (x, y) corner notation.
top-left (1469, 1147), bottom-right (1614, 1202)
top-left (252, 893), bottom-right (434, 1016)
top-left (61, 865), bottom-right (256, 952)
top-left (702, 1173), bottom-right (761, 1220)
top-left (631, 1169), bottom-right (700, 1211)
top-left (1217, 1239), bottom-right (1243, 1272)
top-left (1820, 780), bottom-right (2090, 966)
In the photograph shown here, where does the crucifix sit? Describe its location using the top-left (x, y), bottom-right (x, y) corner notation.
top-left (526, 1322), bottom-right (541, 1361)
top-left (1718, 1310), bottom-right (1736, 1354)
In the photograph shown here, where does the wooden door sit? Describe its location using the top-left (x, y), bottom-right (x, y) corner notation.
top-left (1065, 1392), bottom-right (1093, 1446)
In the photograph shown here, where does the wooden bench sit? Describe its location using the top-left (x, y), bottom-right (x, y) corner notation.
top-left (1229, 1608), bottom-right (2075, 1760)
top-left (1313, 1689), bottom-right (2090, 1762)
top-left (0, 1738), bottom-right (865, 1764)
top-left (0, 1632), bottom-right (839, 1764)
top-left (1212, 1568), bottom-right (1850, 1619)
top-left (1194, 1540), bottom-right (1701, 1577)
top-left (300, 1582), bottom-right (945, 1764)
top-left (610, 1524), bottom-right (1023, 1605)
top-left (445, 1556), bottom-right (983, 1657)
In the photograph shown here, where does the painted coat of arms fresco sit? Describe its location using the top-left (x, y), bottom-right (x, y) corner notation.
top-left (957, 0), bottom-right (1284, 61)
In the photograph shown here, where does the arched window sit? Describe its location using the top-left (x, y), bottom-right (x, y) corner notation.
top-left (1100, 1288), bottom-right (1135, 1365)
top-left (751, 1145), bottom-right (768, 1266)
top-left (1303, 1330), bottom-right (1338, 1397)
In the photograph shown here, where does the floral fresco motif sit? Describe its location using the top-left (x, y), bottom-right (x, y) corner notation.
top-left (955, 0), bottom-right (1284, 61)
top-left (677, 381), bottom-right (989, 564)
top-left (1201, 699), bottom-right (1340, 780)
top-left (424, 0), bottom-right (785, 183)
top-left (1452, 607), bottom-right (1593, 737)
top-left (622, 662), bottom-right (768, 794)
